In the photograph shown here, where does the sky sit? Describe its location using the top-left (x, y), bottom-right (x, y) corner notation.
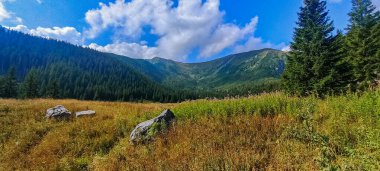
top-left (0, 0), bottom-right (379, 62)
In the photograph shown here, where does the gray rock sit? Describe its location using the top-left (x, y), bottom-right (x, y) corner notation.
top-left (76, 110), bottom-right (96, 117)
top-left (130, 109), bottom-right (176, 144)
top-left (46, 105), bottom-right (71, 119)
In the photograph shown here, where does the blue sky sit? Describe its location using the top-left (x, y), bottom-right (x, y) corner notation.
top-left (0, 0), bottom-right (377, 62)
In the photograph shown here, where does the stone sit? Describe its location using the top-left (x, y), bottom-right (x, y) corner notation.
top-left (46, 105), bottom-right (71, 119)
top-left (76, 110), bottom-right (96, 117)
top-left (130, 109), bottom-right (176, 144)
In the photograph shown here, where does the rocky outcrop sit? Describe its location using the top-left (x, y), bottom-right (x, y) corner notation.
top-left (46, 105), bottom-right (71, 119)
top-left (76, 110), bottom-right (96, 117)
top-left (130, 109), bottom-right (176, 144)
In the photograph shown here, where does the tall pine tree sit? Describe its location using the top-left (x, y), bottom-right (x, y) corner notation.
top-left (2, 67), bottom-right (18, 98)
top-left (372, 21), bottom-right (380, 85)
top-left (346, 0), bottom-right (380, 89)
top-left (0, 75), bottom-right (4, 97)
top-left (282, 0), bottom-right (345, 96)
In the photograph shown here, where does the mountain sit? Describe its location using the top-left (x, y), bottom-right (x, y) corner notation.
top-left (0, 26), bottom-right (287, 101)
top-left (0, 27), bottom-right (195, 102)
top-left (149, 49), bottom-right (287, 90)
top-left (117, 49), bottom-right (287, 91)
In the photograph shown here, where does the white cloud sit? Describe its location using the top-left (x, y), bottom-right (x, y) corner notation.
top-left (36, 0), bottom-right (42, 4)
top-left (0, 0), bottom-right (11, 22)
top-left (7, 25), bottom-right (83, 45)
top-left (199, 17), bottom-right (258, 57)
top-left (281, 46), bottom-right (291, 52)
top-left (84, 0), bottom-right (281, 60)
top-left (0, 0), bottom-right (22, 24)
top-left (89, 42), bottom-right (159, 59)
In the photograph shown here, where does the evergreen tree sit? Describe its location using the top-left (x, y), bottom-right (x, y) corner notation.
top-left (0, 76), bottom-right (4, 97)
top-left (23, 69), bottom-right (40, 98)
top-left (282, 0), bottom-right (344, 96)
top-left (2, 67), bottom-right (18, 98)
top-left (46, 78), bottom-right (60, 98)
top-left (372, 22), bottom-right (380, 85)
top-left (346, 0), bottom-right (380, 89)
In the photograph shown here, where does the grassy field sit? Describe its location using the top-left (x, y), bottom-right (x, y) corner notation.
top-left (0, 91), bottom-right (380, 170)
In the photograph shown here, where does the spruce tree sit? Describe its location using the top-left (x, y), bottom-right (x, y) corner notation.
top-left (282, 0), bottom-right (343, 96)
top-left (3, 67), bottom-right (18, 98)
top-left (329, 31), bottom-right (353, 92)
top-left (46, 78), bottom-right (59, 98)
top-left (346, 0), bottom-right (380, 89)
top-left (372, 22), bottom-right (380, 85)
top-left (23, 69), bottom-right (40, 99)
top-left (0, 76), bottom-right (4, 97)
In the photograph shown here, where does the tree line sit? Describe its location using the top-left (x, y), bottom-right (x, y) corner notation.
top-left (283, 0), bottom-right (380, 97)
top-left (0, 27), bottom-right (199, 102)
top-left (0, 65), bottom-right (200, 102)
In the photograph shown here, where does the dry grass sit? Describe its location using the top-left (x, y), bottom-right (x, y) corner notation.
top-left (0, 91), bottom-right (380, 170)
top-left (94, 115), bottom-right (320, 171)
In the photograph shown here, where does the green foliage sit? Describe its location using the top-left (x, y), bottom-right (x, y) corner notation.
top-left (372, 21), bottom-right (380, 84)
top-left (346, 0), bottom-right (380, 89)
top-left (173, 93), bottom-right (315, 120)
top-left (22, 68), bottom-right (40, 99)
top-left (0, 76), bottom-right (4, 97)
top-left (0, 67), bottom-right (18, 98)
top-left (0, 27), bottom-right (196, 102)
top-left (283, 0), bottom-right (352, 97)
top-left (141, 49), bottom-right (287, 91)
top-left (45, 78), bottom-right (60, 98)
top-left (0, 25), bottom-right (289, 101)
top-left (1, 91), bottom-right (380, 170)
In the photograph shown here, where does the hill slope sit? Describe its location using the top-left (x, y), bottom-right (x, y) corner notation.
top-left (0, 26), bottom-right (287, 100)
top-left (0, 27), bottom-right (193, 102)
top-left (121, 49), bottom-right (287, 90)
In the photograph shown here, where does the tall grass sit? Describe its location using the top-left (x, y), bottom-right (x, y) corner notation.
top-left (0, 91), bottom-right (379, 170)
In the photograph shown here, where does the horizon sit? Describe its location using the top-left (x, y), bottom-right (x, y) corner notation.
top-left (0, 0), bottom-right (379, 62)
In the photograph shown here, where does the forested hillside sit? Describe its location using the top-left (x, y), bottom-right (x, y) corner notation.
top-left (115, 49), bottom-right (287, 96)
top-left (146, 49), bottom-right (287, 90)
top-left (0, 27), bottom-right (195, 102)
top-left (0, 26), bottom-right (288, 101)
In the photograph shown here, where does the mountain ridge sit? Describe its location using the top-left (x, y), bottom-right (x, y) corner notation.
top-left (0, 26), bottom-right (288, 101)
top-left (138, 48), bottom-right (288, 90)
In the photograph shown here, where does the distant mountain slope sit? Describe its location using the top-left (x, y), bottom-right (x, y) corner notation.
top-left (0, 27), bottom-right (193, 102)
top-left (122, 49), bottom-right (287, 90)
top-left (0, 26), bottom-right (287, 101)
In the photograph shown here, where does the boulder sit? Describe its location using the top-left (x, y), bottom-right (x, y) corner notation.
top-left (46, 105), bottom-right (71, 119)
top-left (76, 110), bottom-right (96, 117)
top-left (130, 109), bottom-right (176, 144)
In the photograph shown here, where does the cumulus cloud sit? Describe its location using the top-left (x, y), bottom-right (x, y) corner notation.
top-left (89, 42), bottom-right (159, 59)
top-left (85, 0), bottom-right (284, 60)
top-left (7, 25), bottom-right (83, 45)
top-left (0, 0), bottom-right (11, 22)
top-left (0, 0), bottom-right (22, 24)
